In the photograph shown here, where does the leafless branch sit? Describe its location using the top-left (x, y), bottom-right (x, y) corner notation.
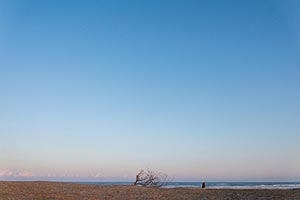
top-left (133, 168), bottom-right (170, 187)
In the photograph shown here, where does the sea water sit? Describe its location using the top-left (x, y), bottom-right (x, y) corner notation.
top-left (164, 182), bottom-right (300, 189)
top-left (77, 182), bottom-right (300, 189)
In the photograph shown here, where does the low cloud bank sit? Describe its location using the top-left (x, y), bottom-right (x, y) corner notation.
top-left (0, 169), bottom-right (34, 178)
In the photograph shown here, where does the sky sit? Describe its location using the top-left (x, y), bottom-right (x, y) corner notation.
top-left (0, 0), bottom-right (300, 182)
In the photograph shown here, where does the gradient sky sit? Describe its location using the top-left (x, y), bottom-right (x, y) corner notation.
top-left (0, 0), bottom-right (300, 182)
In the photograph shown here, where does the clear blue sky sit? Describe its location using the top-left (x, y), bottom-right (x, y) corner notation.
top-left (0, 0), bottom-right (299, 181)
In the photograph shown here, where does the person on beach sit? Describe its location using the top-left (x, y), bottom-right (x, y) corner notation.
top-left (202, 181), bottom-right (206, 188)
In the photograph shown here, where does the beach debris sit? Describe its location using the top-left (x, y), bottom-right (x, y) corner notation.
top-left (133, 169), bottom-right (169, 187)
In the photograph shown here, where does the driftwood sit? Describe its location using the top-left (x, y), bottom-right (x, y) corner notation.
top-left (133, 169), bottom-right (169, 187)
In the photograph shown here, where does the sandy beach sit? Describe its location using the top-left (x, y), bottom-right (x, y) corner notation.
top-left (0, 181), bottom-right (299, 200)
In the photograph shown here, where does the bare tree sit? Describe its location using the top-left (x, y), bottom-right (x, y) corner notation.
top-left (133, 169), bottom-right (169, 187)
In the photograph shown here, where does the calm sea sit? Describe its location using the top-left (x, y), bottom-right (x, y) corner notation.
top-left (75, 182), bottom-right (300, 189)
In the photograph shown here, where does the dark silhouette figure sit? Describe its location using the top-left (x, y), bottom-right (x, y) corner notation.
top-left (202, 181), bottom-right (206, 188)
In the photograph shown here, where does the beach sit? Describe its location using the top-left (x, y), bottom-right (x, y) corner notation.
top-left (0, 181), bottom-right (299, 200)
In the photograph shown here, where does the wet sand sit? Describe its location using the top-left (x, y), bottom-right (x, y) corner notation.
top-left (0, 181), bottom-right (299, 200)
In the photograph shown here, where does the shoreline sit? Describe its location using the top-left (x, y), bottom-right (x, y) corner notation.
top-left (1, 181), bottom-right (300, 199)
top-left (6, 180), bottom-right (299, 189)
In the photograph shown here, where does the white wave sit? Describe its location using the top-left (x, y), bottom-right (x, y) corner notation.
top-left (163, 185), bottom-right (201, 188)
top-left (208, 184), bottom-right (300, 189)
top-left (163, 183), bottom-right (300, 189)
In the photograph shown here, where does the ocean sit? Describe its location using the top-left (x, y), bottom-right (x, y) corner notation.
top-left (76, 182), bottom-right (300, 189)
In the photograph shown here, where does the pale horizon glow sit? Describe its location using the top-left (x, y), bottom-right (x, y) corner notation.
top-left (0, 0), bottom-right (300, 182)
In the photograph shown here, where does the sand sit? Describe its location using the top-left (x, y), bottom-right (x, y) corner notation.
top-left (0, 181), bottom-right (300, 200)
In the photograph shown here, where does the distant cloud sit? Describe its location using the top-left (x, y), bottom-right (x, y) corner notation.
top-left (0, 169), bottom-right (13, 177)
top-left (0, 169), bottom-right (130, 181)
top-left (16, 171), bottom-right (34, 177)
top-left (94, 173), bottom-right (102, 178)
top-left (0, 169), bottom-right (34, 178)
